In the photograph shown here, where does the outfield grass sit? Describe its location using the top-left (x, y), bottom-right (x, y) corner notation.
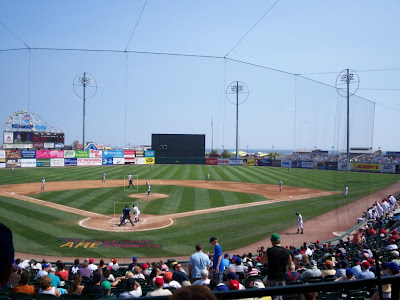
top-left (0, 164), bottom-right (399, 258)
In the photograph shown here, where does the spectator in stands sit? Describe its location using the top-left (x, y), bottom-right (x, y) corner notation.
top-left (131, 266), bottom-right (145, 280)
top-left (163, 271), bottom-right (181, 289)
top-left (102, 268), bottom-right (116, 282)
top-left (321, 260), bottom-right (336, 279)
top-left (334, 260), bottom-right (348, 279)
top-left (301, 260), bottom-right (322, 281)
top-left (371, 262), bottom-right (399, 300)
top-left (36, 263), bottom-right (51, 279)
top-left (119, 278), bottom-right (142, 298)
top-left (335, 268), bottom-right (355, 281)
top-left (192, 269), bottom-right (210, 286)
top-left (11, 270), bottom-right (36, 296)
top-left (209, 236), bottom-right (224, 283)
top-left (222, 253), bottom-right (230, 271)
top-left (351, 258), bottom-right (362, 278)
top-left (170, 285), bottom-right (218, 300)
top-left (386, 240), bottom-right (398, 251)
top-left (38, 275), bottom-right (60, 297)
top-left (147, 266), bottom-right (161, 286)
top-left (88, 258), bottom-right (98, 272)
top-left (55, 262), bottom-right (68, 281)
top-left (67, 273), bottom-right (85, 295)
top-left (69, 259), bottom-right (81, 276)
top-left (8, 265), bottom-right (20, 288)
top-left (142, 263), bottom-right (151, 277)
top-left (82, 272), bottom-right (103, 296)
top-left (261, 233), bottom-right (292, 300)
top-left (391, 250), bottom-right (400, 266)
top-left (188, 244), bottom-right (210, 282)
top-left (356, 261), bottom-right (375, 279)
top-left (109, 258), bottom-right (119, 271)
top-left (285, 263), bottom-right (302, 282)
top-left (388, 230), bottom-right (400, 243)
top-left (228, 279), bottom-right (245, 290)
top-left (146, 277), bottom-right (172, 297)
top-left (209, 278), bottom-right (229, 292)
top-left (172, 263), bottom-right (190, 285)
top-left (245, 263), bottom-right (260, 278)
top-left (127, 257), bottom-right (138, 271)
top-left (48, 267), bottom-right (61, 288)
top-left (101, 280), bottom-right (111, 296)
top-left (78, 260), bottom-right (93, 278)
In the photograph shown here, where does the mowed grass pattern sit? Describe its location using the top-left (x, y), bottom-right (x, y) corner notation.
top-left (0, 164), bottom-right (399, 257)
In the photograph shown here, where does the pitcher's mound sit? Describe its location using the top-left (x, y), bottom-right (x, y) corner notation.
top-left (128, 193), bottom-right (168, 200)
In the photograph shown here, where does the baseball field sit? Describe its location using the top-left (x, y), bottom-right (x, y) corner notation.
top-left (0, 164), bottom-right (399, 260)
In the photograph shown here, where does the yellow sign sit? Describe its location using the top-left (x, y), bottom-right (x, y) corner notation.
top-left (352, 163), bottom-right (380, 172)
top-left (242, 158), bottom-right (255, 166)
top-left (145, 157), bottom-right (155, 164)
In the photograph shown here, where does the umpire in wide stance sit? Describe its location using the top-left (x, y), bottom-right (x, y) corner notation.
top-left (118, 205), bottom-right (135, 227)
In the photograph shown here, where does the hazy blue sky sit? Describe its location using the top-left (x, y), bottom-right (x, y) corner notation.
top-left (1, 0), bottom-right (399, 151)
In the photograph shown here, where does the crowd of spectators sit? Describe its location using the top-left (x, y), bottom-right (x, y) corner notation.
top-left (1, 192), bottom-right (400, 299)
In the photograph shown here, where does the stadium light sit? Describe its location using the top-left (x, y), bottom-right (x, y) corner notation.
top-left (335, 69), bottom-right (359, 162)
top-left (226, 81), bottom-right (249, 159)
top-left (73, 72), bottom-right (97, 149)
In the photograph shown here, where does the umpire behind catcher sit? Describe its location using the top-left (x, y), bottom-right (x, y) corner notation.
top-left (118, 205), bottom-right (135, 227)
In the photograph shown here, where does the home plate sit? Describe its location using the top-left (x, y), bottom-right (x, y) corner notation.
top-left (290, 196), bottom-right (293, 199)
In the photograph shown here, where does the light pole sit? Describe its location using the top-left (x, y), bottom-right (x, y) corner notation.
top-left (226, 81), bottom-right (249, 159)
top-left (73, 72), bottom-right (97, 150)
top-left (336, 69), bottom-right (359, 162)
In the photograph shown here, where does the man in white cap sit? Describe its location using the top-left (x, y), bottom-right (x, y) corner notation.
top-left (296, 212), bottom-right (303, 234)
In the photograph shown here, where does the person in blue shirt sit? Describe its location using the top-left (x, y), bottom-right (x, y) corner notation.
top-left (188, 244), bottom-right (210, 281)
top-left (356, 261), bottom-right (375, 279)
top-left (210, 237), bottom-right (224, 283)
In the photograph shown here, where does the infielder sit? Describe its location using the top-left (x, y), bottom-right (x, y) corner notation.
top-left (118, 205), bottom-right (135, 227)
top-left (41, 178), bottom-right (45, 190)
top-left (296, 212), bottom-right (303, 234)
top-left (102, 172), bottom-right (106, 183)
top-left (127, 174), bottom-right (133, 189)
top-left (206, 173), bottom-right (210, 183)
top-left (146, 181), bottom-right (151, 195)
top-left (11, 166), bottom-right (14, 173)
top-left (279, 180), bottom-right (283, 192)
top-left (132, 204), bottom-right (140, 222)
top-left (344, 185), bottom-right (348, 198)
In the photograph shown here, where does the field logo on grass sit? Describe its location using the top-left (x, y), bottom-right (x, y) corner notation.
top-left (58, 238), bottom-right (161, 249)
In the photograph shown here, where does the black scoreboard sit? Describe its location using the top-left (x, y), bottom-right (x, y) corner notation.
top-left (152, 134), bottom-right (205, 158)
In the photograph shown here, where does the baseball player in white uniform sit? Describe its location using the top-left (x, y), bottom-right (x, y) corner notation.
top-left (206, 173), bottom-right (210, 182)
top-left (41, 178), bottom-right (45, 190)
top-left (132, 204), bottom-right (140, 222)
top-left (279, 180), bottom-right (283, 192)
top-left (146, 181), bottom-right (151, 195)
top-left (344, 185), bottom-right (348, 198)
top-left (102, 172), bottom-right (106, 183)
top-left (296, 212), bottom-right (303, 234)
top-left (127, 174), bottom-right (133, 188)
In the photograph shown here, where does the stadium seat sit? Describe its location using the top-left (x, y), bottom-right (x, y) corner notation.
top-left (36, 295), bottom-right (57, 300)
top-left (11, 293), bottom-right (34, 300)
top-left (60, 294), bottom-right (84, 300)
top-left (0, 296), bottom-right (11, 300)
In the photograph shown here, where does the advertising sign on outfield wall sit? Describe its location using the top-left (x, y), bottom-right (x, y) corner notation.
top-left (90, 150), bottom-right (102, 158)
top-left (21, 150), bottom-right (36, 158)
top-left (102, 158), bottom-right (113, 165)
top-left (380, 164), bottom-right (396, 174)
top-left (145, 157), bottom-right (155, 164)
top-left (206, 158), bottom-right (218, 165)
top-left (301, 161), bottom-right (314, 169)
top-left (0, 162), bottom-right (5, 168)
top-left (50, 158), bottom-right (65, 167)
top-left (64, 158), bottom-right (77, 166)
top-left (396, 165), bottom-right (400, 174)
top-left (113, 157), bottom-right (125, 165)
top-left (242, 158), bottom-right (255, 166)
top-left (338, 162), bottom-right (351, 171)
top-left (291, 161), bottom-right (301, 168)
top-left (0, 150), bottom-right (5, 159)
top-left (3, 132), bottom-right (13, 144)
top-left (3, 143), bottom-right (33, 149)
top-left (124, 158), bottom-right (136, 164)
top-left (281, 161), bottom-right (291, 168)
top-left (229, 159), bottom-right (242, 165)
top-left (64, 150), bottom-right (76, 158)
top-left (36, 159), bottom-right (50, 167)
top-left (124, 150), bottom-right (135, 158)
top-left (257, 159), bottom-right (272, 166)
top-left (6, 150), bottom-right (21, 159)
top-left (136, 151), bottom-right (144, 157)
top-left (33, 143), bottom-right (44, 149)
top-left (325, 162), bottom-right (338, 170)
top-left (6, 159), bottom-right (20, 167)
top-left (37, 150), bottom-right (64, 159)
top-left (136, 157), bottom-right (145, 165)
top-left (75, 150), bottom-right (90, 158)
top-left (44, 143), bottom-right (54, 148)
top-left (54, 143), bottom-right (64, 149)
top-left (145, 150), bottom-right (155, 157)
top-left (352, 163), bottom-right (380, 172)
top-left (102, 150), bottom-right (124, 158)
top-left (0, 159), bottom-right (5, 163)
top-left (78, 158), bottom-right (102, 166)
top-left (21, 159), bottom-right (37, 168)
top-left (217, 158), bottom-right (230, 165)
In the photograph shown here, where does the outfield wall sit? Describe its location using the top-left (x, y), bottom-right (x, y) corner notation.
top-left (0, 148), bottom-right (399, 174)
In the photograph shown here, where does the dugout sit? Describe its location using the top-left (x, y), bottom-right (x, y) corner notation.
top-left (152, 134), bottom-right (205, 164)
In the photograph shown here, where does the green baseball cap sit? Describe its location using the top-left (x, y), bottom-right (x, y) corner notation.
top-left (271, 233), bottom-right (280, 242)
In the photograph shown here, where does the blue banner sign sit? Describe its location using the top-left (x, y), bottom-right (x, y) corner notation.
top-left (145, 150), bottom-right (155, 157)
top-left (102, 150), bottom-right (124, 158)
top-left (102, 158), bottom-right (113, 165)
top-left (64, 158), bottom-right (77, 166)
top-left (21, 150), bottom-right (36, 158)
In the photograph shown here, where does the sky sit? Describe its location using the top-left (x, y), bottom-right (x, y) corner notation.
top-left (1, 0), bottom-right (399, 152)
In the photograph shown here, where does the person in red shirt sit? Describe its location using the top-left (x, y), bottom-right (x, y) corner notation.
top-left (55, 262), bottom-right (68, 281)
